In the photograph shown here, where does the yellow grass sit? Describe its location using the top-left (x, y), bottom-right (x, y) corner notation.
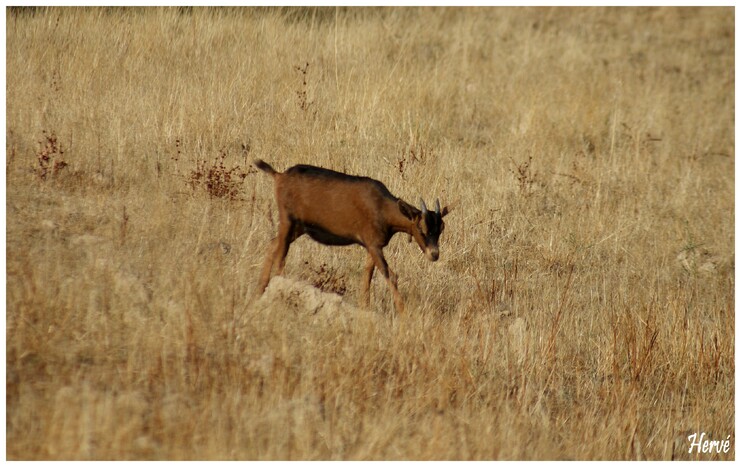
top-left (6, 6), bottom-right (734, 460)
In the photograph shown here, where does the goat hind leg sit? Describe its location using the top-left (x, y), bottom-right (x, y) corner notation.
top-left (257, 236), bottom-right (279, 294)
top-left (361, 252), bottom-right (375, 307)
top-left (274, 222), bottom-right (301, 276)
top-left (257, 220), bottom-right (298, 294)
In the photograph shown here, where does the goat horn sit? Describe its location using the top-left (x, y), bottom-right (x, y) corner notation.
top-left (420, 198), bottom-right (427, 214)
top-left (435, 198), bottom-right (440, 215)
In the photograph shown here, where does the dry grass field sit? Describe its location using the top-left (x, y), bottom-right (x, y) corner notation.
top-left (5, 6), bottom-right (735, 460)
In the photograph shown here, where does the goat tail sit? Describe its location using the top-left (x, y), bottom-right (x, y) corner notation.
top-left (254, 159), bottom-right (278, 176)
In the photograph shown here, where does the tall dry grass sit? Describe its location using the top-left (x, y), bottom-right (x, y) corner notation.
top-left (6, 7), bottom-right (734, 460)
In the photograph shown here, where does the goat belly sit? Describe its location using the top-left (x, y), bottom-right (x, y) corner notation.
top-left (304, 224), bottom-right (357, 246)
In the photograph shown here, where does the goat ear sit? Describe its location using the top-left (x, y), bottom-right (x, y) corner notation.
top-left (440, 200), bottom-right (458, 218)
top-left (397, 200), bottom-right (417, 220)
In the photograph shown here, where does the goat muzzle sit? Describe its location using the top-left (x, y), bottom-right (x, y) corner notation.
top-left (426, 247), bottom-right (440, 262)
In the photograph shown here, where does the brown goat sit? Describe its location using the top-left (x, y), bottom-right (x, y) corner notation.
top-left (254, 159), bottom-right (451, 313)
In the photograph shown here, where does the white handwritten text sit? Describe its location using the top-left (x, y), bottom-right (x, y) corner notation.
top-left (687, 432), bottom-right (732, 454)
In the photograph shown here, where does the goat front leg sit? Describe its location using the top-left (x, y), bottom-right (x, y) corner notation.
top-left (367, 246), bottom-right (405, 314)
